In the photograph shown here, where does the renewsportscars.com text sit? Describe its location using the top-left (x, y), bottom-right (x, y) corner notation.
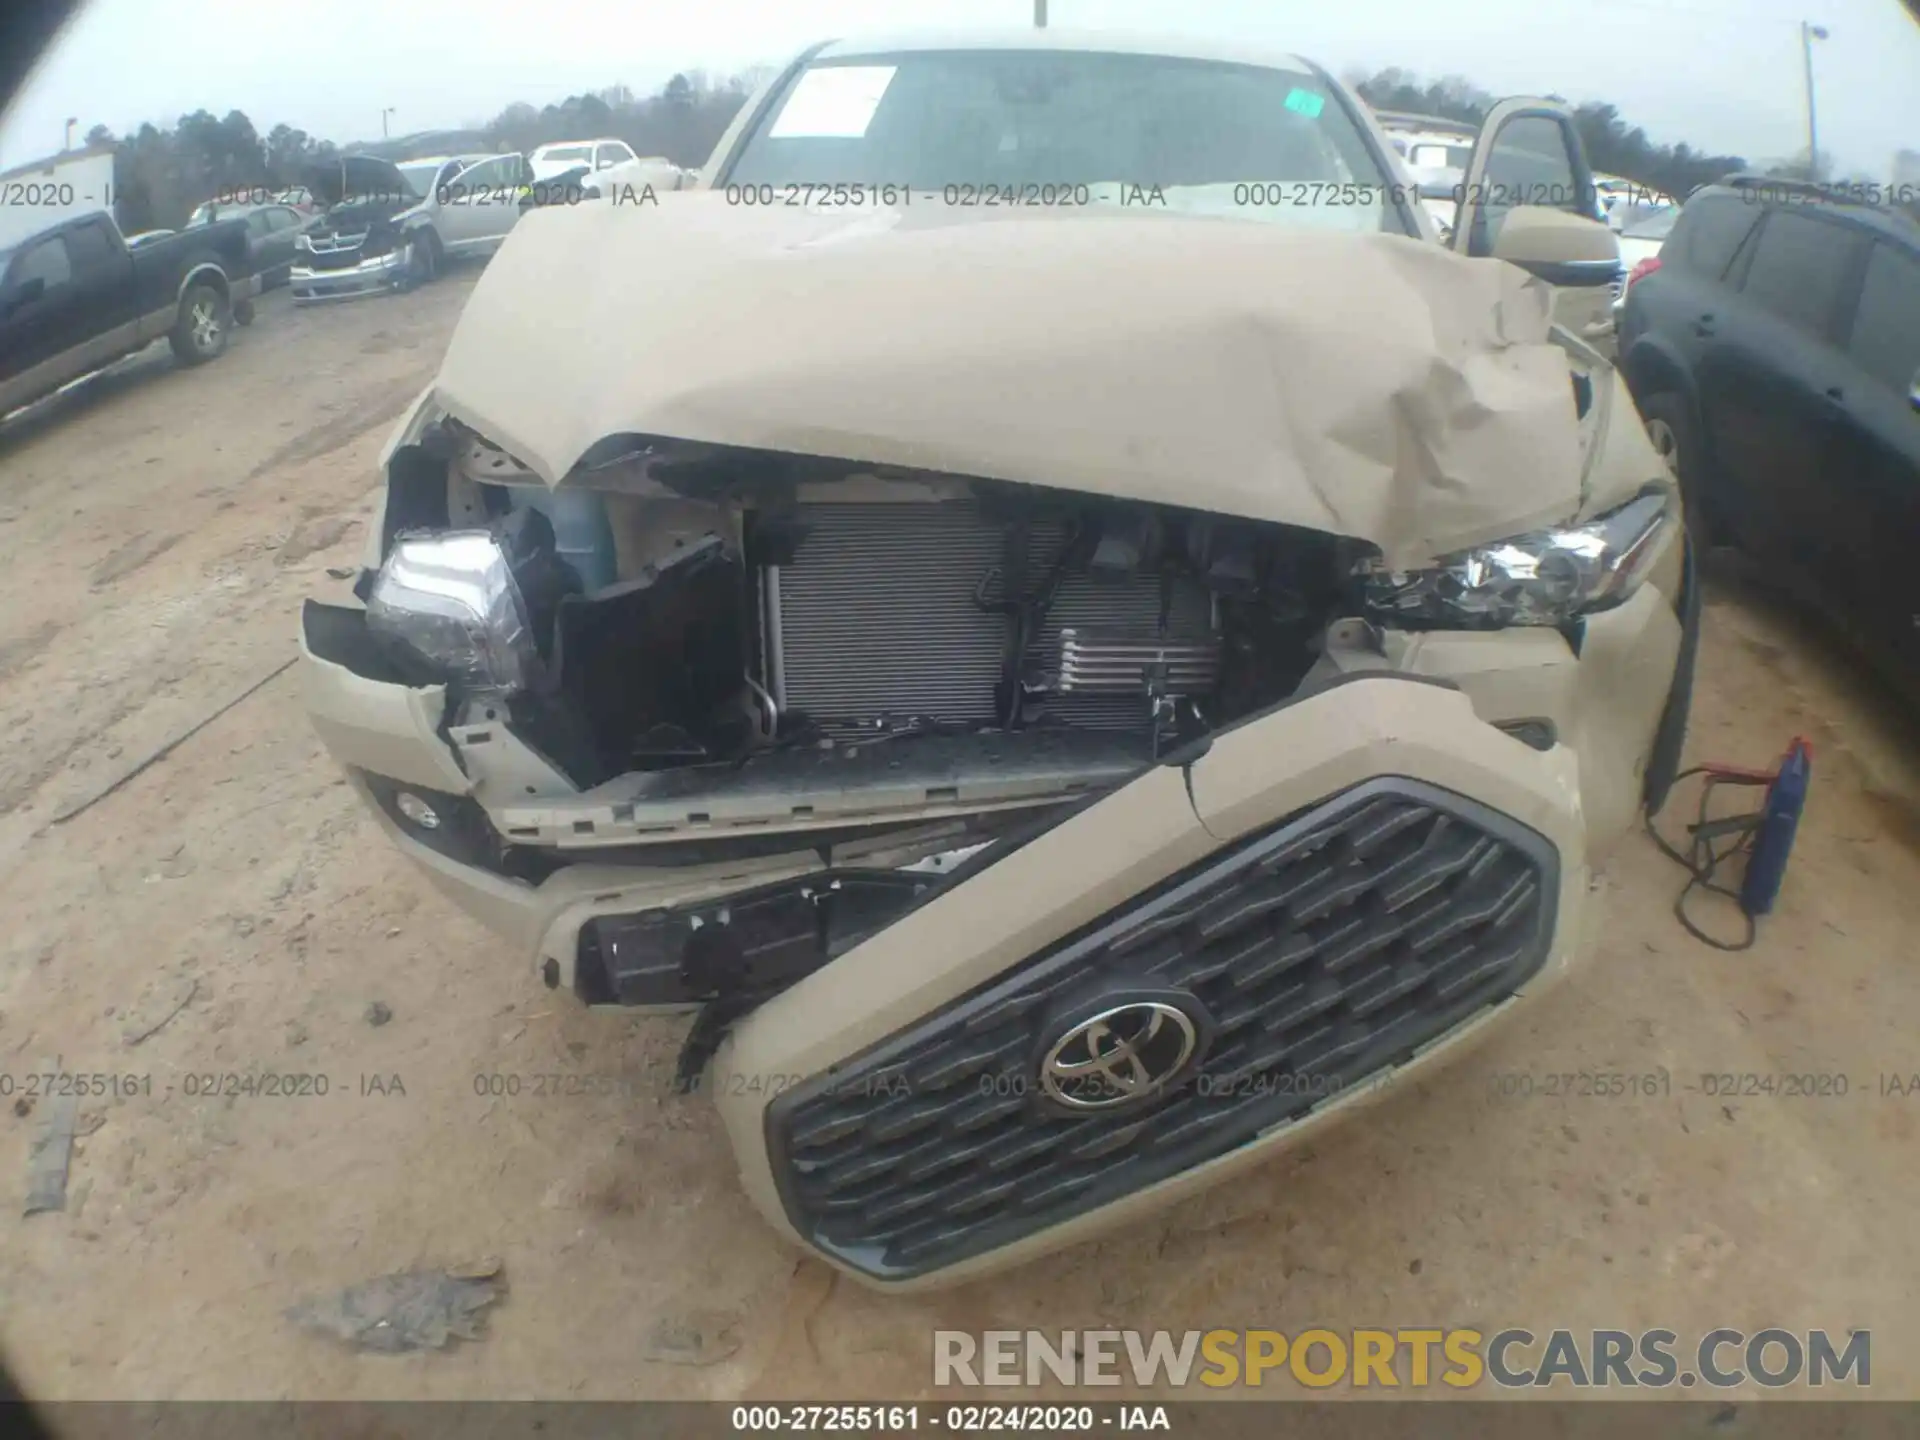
top-left (934, 1328), bottom-right (1870, 1390)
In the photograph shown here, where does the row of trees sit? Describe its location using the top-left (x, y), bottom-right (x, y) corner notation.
top-left (478, 70), bottom-right (769, 170)
top-left (92, 70), bottom-right (758, 231)
top-left (93, 64), bottom-right (1862, 233)
top-left (90, 113), bottom-right (343, 232)
top-left (1349, 67), bottom-right (1900, 197)
top-left (1349, 68), bottom-right (1759, 198)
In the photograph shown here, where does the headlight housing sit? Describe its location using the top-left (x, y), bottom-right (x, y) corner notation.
top-left (366, 530), bottom-right (538, 693)
top-left (1359, 490), bottom-right (1673, 628)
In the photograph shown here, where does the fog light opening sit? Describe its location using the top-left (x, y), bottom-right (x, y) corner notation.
top-left (396, 791), bottom-right (443, 830)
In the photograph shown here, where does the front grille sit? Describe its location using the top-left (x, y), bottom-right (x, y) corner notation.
top-left (304, 234), bottom-right (368, 271)
top-left (765, 777), bottom-right (1557, 1279)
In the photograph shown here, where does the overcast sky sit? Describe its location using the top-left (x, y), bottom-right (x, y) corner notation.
top-left (2, 0), bottom-right (1915, 176)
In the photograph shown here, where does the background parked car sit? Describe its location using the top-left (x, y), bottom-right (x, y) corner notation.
top-left (1618, 175), bottom-right (1920, 699)
top-left (292, 151), bottom-right (530, 303)
top-left (528, 137), bottom-right (639, 182)
top-left (1614, 200), bottom-right (1679, 308)
top-left (1596, 175), bottom-right (1675, 226)
top-left (182, 201), bottom-right (314, 290)
top-left (271, 186), bottom-right (320, 218)
top-left (234, 203), bottom-right (313, 289)
top-left (0, 208), bottom-right (258, 416)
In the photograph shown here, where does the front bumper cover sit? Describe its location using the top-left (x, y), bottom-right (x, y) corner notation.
top-left (706, 672), bottom-right (1593, 1290)
top-left (290, 247), bottom-right (407, 302)
top-left (303, 579), bottom-right (1685, 1289)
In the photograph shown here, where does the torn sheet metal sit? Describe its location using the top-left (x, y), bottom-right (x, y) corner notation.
top-left (432, 195), bottom-right (1585, 569)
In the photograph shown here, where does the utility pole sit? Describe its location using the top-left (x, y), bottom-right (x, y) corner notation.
top-left (1800, 22), bottom-right (1828, 180)
top-left (1034, 0), bottom-right (1047, 26)
top-left (381, 106), bottom-right (397, 140)
top-left (63, 117), bottom-right (77, 151)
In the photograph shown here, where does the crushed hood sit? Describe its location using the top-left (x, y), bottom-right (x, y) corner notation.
top-left (431, 195), bottom-right (1589, 568)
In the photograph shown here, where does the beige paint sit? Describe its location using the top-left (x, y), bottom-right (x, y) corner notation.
top-left (1499, 207), bottom-right (1624, 352)
top-left (1497, 205), bottom-right (1623, 267)
top-left (303, 34), bottom-right (1686, 1291)
top-left (432, 199), bottom-right (1592, 571)
top-left (299, 647), bottom-right (469, 796)
top-left (303, 461), bottom-right (1680, 1292)
top-left (300, 533), bottom-right (1679, 1000)
top-left (711, 675), bottom-right (1596, 1292)
top-left (1450, 95), bottom-right (1625, 358)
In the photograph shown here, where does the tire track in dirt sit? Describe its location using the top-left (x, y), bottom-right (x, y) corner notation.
top-left (89, 531), bottom-right (184, 589)
top-left (242, 385), bottom-right (424, 485)
top-left (0, 364), bottom-right (442, 830)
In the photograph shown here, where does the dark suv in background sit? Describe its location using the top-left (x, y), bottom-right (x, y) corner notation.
top-left (1617, 175), bottom-right (1920, 699)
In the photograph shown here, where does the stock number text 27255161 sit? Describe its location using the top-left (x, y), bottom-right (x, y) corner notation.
top-left (724, 183), bottom-right (917, 208)
top-left (0, 1071), bottom-right (150, 1099)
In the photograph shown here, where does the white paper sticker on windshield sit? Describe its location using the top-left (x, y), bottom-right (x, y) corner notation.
top-left (768, 65), bottom-right (897, 139)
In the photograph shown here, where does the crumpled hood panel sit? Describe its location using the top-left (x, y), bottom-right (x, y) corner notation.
top-left (432, 195), bottom-right (1586, 568)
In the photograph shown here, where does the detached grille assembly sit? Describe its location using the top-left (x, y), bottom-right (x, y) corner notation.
top-left (765, 777), bottom-right (1558, 1280)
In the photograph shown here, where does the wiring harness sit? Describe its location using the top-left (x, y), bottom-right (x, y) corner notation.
top-left (1644, 738), bottom-right (1812, 952)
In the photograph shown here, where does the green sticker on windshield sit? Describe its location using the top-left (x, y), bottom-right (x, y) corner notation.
top-left (1283, 88), bottom-right (1326, 118)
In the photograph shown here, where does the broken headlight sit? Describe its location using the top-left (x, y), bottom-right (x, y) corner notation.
top-left (1360, 490), bottom-right (1673, 628)
top-left (365, 530), bottom-right (538, 693)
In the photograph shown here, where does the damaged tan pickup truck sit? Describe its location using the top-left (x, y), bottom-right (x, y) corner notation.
top-left (301, 31), bottom-right (1696, 1290)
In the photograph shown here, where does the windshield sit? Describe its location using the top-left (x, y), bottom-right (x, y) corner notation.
top-left (726, 50), bottom-right (1407, 233)
top-left (539, 144), bottom-right (593, 163)
top-left (395, 161), bottom-right (439, 199)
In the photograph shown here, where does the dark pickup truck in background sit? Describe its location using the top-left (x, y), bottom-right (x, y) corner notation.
top-left (0, 209), bottom-right (260, 418)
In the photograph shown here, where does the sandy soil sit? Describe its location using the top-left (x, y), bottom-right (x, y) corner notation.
top-left (0, 272), bottom-right (1917, 1402)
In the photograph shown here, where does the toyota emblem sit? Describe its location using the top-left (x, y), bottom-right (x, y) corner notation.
top-left (1038, 1000), bottom-right (1203, 1112)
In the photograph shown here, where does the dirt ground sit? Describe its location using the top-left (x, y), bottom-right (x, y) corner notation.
top-left (1, 270), bottom-right (1917, 1403)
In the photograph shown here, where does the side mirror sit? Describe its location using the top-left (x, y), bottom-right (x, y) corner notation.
top-left (1489, 205), bottom-right (1621, 287)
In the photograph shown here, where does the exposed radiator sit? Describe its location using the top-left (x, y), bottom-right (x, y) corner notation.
top-left (761, 502), bottom-right (1216, 733)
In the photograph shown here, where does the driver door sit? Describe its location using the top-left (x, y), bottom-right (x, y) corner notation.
top-left (1451, 99), bottom-right (1622, 349)
top-left (0, 232), bottom-right (85, 410)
